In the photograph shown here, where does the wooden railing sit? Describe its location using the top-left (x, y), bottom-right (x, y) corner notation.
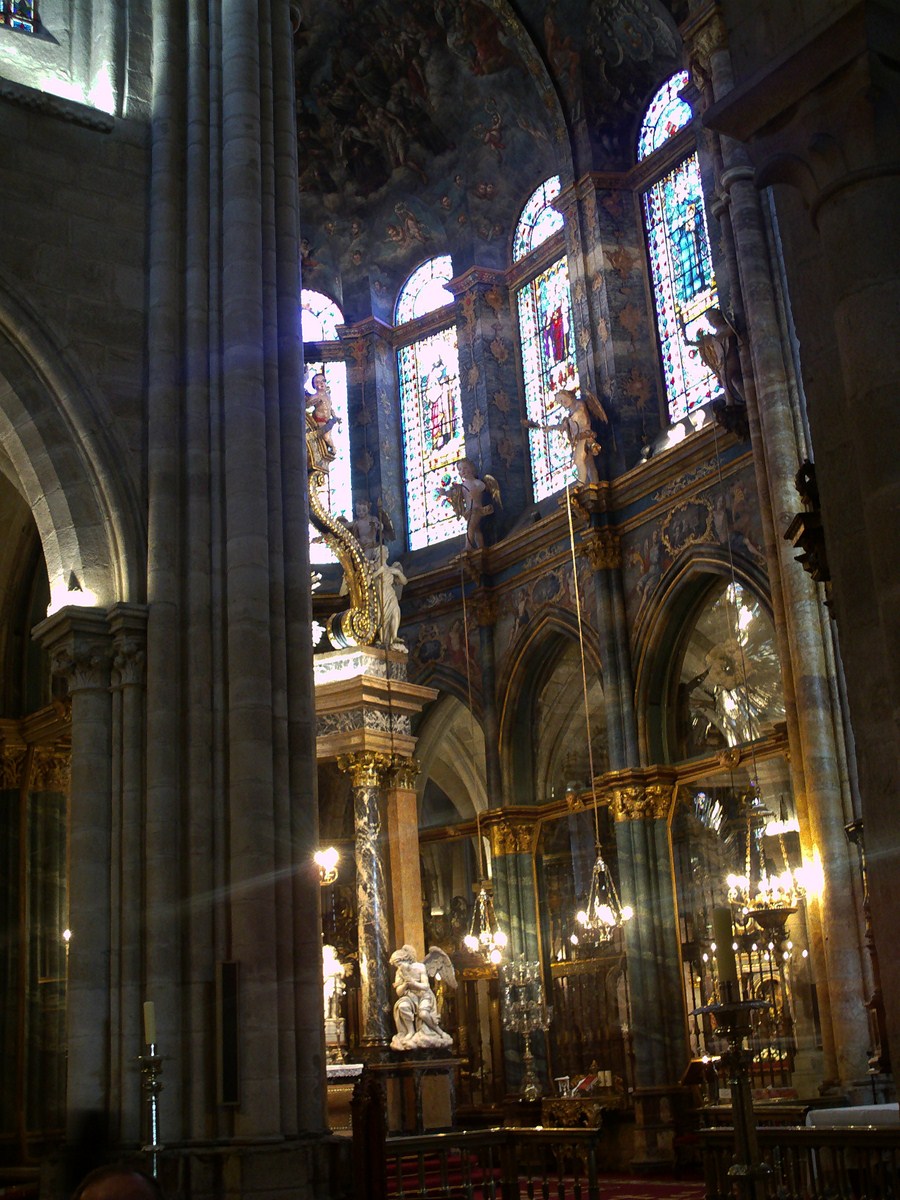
top-left (378, 1127), bottom-right (602, 1200)
top-left (700, 1126), bottom-right (900, 1199)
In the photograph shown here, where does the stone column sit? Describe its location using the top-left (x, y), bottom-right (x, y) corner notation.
top-left (34, 608), bottom-right (113, 1137)
top-left (338, 751), bottom-right (393, 1046)
top-left (686, 5), bottom-right (871, 1089)
top-left (108, 604), bottom-right (147, 1144)
top-left (607, 770), bottom-right (684, 1169)
top-left (385, 756), bottom-right (424, 956)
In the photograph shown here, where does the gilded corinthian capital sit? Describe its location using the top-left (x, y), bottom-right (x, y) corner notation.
top-left (608, 784), bottom-right (672, 822)
top-left (387, 756), bottom-right (420, 791)
top-left (337, 750), bottom-right (392, 789)
top-left (581, 529), bottom-right (622, 571)
top-left (489, 814), bottom-right (540, 857)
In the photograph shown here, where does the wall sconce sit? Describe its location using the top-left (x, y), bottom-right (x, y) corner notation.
top-left (314, 846), bottom-right (339, 885)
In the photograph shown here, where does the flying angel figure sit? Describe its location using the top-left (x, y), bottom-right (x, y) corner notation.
top-left (526, 388), bottom-right (608, 486)
top-left (441, 458), bottom-right (502, 550)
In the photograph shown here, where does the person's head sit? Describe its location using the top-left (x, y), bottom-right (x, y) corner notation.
top-left (355, 500), bottom-right (370, 517)
top-left (73, 1166), bottom-right (164, 1200)
top-left (312, 371), bottom-right (327, 394)
top-left (554, 388), bottom-right (577, 408)
top-left (457, 458), bottom-right (475, 479)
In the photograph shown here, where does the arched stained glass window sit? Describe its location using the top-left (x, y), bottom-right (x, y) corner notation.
top-left (301, 289), bottom-right (343, 342)
top-left (639, 74), bottom-right (721, 423)
top-left (1, 1), bottom-right (36, 32)
top-left (301, 290), bottom-right (351, 564)
top-left (514, 179), bottom-right (580, 501)
top-left (637, 70), bottom-right (691, 161)
top-left (513, 175), bottom-right (564, 264)
top-left (396, 258), bottom-right (466, 550)
top-left (395, 255), bottom-right (455, 324)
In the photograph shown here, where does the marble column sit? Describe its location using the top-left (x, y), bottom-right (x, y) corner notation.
top-left (579, 522), bottom-right (639, 770)
top-left (385, 756), bottom-right (425, 956)
top-left (607, 771), bottom-right (684, 1168)
top-left (472, 591), bottom-right (503, 806)
top-left (338, 751), bottom-right (392, 1046)
top-left (34, 608), bottom-right (113, 1137)
top-left (606, 773), bottom-right (682, 1083)
top-left (685, 6), bottom-right (871, 1089)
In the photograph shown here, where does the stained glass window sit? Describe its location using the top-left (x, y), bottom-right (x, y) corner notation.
top-left (301, 291), bottom-right (351, 565)
top-left (637, 71), bottom-right (691, 161)
top-left (513, 176), bottom-right (564, 264)
top-left (640, 75), bottom-right (721, 423)
top-left (395, 255), bottom-right (455, 324)
top-left (514, 179), bottom-right (580, 501)
top-left (396, 258), bottom-right (466, 551)
top-left (398, 328), bottom-right (466, 550)
top-left (301, 289), bottom-right (343, 342)
top-left (0, 1), bottom-right (36, 31)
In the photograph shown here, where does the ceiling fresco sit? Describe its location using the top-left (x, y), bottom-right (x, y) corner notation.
top-left (293, 0), bottom-right (682, 313)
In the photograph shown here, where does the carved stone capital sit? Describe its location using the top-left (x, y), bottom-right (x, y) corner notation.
top-left (608, 784), bottom-right (671, 822)
top-left (387, 755), bottom-right (420, 791)
top-left (112, 638), bottom-right (146, 688)
top-left (51, 644), bottom-right (112, 693)
top-left (581, 529), bottom-right (622, 571)
top-left (681, 4), bottom-right (728, 100)
top-left (337, 750), bottom-right (392, 789)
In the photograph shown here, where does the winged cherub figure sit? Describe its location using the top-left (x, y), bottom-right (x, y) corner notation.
top-left (526, 388), bottom-right (608, 485)
top-left (441, 458), bottom-right (502, 550)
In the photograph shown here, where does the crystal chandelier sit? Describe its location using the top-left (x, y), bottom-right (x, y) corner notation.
top-left (463, 877), bottom-right (508, 964)
top-left (574, 848), bottom-right (634, 944)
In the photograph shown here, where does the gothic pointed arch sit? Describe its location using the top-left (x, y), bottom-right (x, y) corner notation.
top-left (499, 612), bottom-right (605, 807)
top-left (0, 273), bottom-right (145, 613)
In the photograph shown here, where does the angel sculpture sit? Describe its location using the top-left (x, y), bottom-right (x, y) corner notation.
top-left (525, 388), bottom-right (608, 485)
top-left (389, 944), bottom-right (457, 1052)
top-left (441, 458), bottom-right (502, 550)
top-left (307, 371), bottom-right (341, 458)
top-left (687, 308), bottom-right (749, 438)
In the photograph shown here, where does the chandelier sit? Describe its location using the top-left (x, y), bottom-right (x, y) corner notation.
top-left (463, 876), bottom-right (508, 964)
top-left (459, 558), bottom-right (508, 965)
top-left (574, 848), bottom-right (634, 944)
top-left (726, 793), bottom-right (804, 937)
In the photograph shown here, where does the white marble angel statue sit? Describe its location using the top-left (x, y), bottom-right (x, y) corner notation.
top-left (390, 944), bottom-right (457, 1051)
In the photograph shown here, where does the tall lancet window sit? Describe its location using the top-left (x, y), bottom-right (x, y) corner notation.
top-left (396, 255), bottom-right (466, 551)
top-left (513, 176), bottom-right (580, 501)
top-left (302, 289), bottom-right (351, 565)
top-left (639, 71), bottom-right (721, 423)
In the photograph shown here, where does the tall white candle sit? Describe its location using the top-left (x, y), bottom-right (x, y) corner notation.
top-left (143, 1000), bottom-right (157, 1046)
top-left (712, 907), bottom-right (738, 986)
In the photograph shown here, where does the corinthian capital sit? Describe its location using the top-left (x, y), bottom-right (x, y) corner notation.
top-left (608, 783), bottom-right (671, 822)
top-left (338, 750), bottom-right (392, 789)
